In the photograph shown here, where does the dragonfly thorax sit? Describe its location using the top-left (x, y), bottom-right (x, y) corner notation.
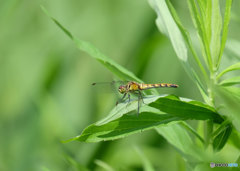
top-left (118, 85), bottom-right (127, 94)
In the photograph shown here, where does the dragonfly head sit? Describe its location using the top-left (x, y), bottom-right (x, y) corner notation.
top-left (118, 85), bottom-right (126, 94)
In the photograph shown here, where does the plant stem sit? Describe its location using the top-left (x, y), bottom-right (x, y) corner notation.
top-left (204, 120), bottom-right (213, 148)
top-left (204, 68), bottom-right (216, 148)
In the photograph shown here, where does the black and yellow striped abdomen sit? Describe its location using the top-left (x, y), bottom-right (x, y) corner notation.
top-left (139, 83), bottom-right (178, 90)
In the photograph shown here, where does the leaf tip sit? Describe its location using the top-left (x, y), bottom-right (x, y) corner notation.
top-left (61, 136), bottom-right (79, 143)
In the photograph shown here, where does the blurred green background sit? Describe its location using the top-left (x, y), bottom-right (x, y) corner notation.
top-left (0, 0), bottom-right (239, 170)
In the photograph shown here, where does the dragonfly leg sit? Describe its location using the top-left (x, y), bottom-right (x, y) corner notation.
top-left (125, 93), bottom-right (131, 110)
top-left (137, 94), bottom-right (140, 116)
top-left (116, 93), bottom-right (127, 106)
top-left (138, 91), bottom-right (146, 104)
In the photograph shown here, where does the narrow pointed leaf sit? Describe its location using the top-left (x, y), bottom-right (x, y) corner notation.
top-left (149, 95), bottom-right (223, 123)
top-left (148, 0), bottom-right (188, 62)
top-left (217, 62), bottom-right (240, 80)
top-left (205, 0), bottom-right (212, 44)
top-left (180, 122), bottom-right (204, 144)
top-left (215, 86), bottom-right (240, 131)
top-left (187, 0), bottom-right (212, 69)
top-left (148, 0), bottom-right (208, 98)
top-left (156, 124), bottom-right (208, 163)
top-left (211, 0), bottom-right (222, 67)
top-left (213, 124), bottom-right (232, 151)
top-left (229, 129), bottom-right (240, 150)
top-left (71, 112), bottom-right (182, 142)
top-left (219, 76), bottom-right (240, 86)
top-left (96, 95), bottom-right (164, 126)
top-left (96, 95), bottom-right (222, 126)
top-left (41, 6), bottom-right (142, 82)
top-left (69, 95), bottom-right (224, 143)
top-left (217, 0), bottom-right (233, 68)
top-left (196, 0), bottom-right (206, 19)
top-left (166, 0), bottom-right (208, 82)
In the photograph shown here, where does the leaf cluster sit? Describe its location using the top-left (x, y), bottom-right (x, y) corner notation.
top-left (41, 0), bottom-right (240, 169)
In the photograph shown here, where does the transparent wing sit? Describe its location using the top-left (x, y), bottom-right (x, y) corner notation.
top-left (92, 81), bottom-right (128, 86)
top-left (91, 81), bottom-right (128, 98)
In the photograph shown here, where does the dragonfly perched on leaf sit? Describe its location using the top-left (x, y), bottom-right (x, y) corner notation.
top-left (92, 81), bottom-right (179, 115)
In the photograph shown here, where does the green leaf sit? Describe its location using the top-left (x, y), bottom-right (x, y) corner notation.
top-left (96, 95), bottom-right (164, 126)
top-left (68, 95), bottom-right (224, 143)
top-left (212, 119), bottom-right (231, 138)
top-left (212, 123), bottom-right (232, 152)
top-left (215, 86), bottom-right (240, 131)
top-left (203, 0), bottom-right (212, 45)
top-left (41, 6), bottom-right (141, 83)
top-left (217, 0), bottom-right (233, 68)
top-left (149, 95), bottom-right (223, 123)
top-left (211, 0), bottom-right (222, 68)
top-left (166, 0), bottom-right (205, 71)
top-left (180, 122), bottom-right (204, 144)
top-left (196, 0), bottom-right (206, 19)
top-left (96, 95), bottom-right (222, 126)
top-left (216, 62), bottom-right (240, 81)
top-left (187, 0), bottom-right (212, 70)
top-left (187, 0), bottom-right (204, 37)
top-left (71, 112), bottom-right (182, 143)
top-left (148, 0), bottom-right (188, 62)
top-left (219, 76), bottom-right (240, 86)
top-left (148, 0), bottom-right (208, 97)
top-left (166, 0), bottom-right (208, 87)
top-left (229, 129), bottom-right (240, 150)
top-left (155, 124), bottom-right (207, 164)
top-left (41, 6), bottom-right (73, 39)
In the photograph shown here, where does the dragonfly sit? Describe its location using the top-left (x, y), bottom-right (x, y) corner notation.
top-left (92, 81), bottom-right (179, 115)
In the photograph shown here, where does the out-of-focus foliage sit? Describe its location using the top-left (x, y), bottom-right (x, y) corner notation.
top-left (1, 0), bottom-right (240, 171)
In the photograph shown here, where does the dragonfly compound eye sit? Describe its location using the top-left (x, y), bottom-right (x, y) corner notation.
top-left (118, 86), bottom-right (126, 94)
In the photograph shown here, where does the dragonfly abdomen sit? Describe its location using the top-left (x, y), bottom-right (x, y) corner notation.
top-left (139, 83), bottom-right (178, 90)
